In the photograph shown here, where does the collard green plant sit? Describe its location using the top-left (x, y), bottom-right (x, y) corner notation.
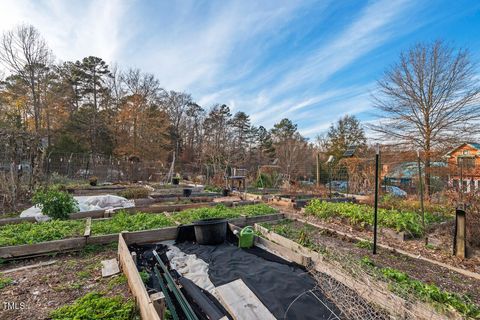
top-left (50, 292), bottom-right (135, 320)
top-left (305, 199), bottom-right (447, 237)
top-left (32, 187), bottom-right (78, 220)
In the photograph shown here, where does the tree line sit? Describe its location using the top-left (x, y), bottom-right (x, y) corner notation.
top-left (0, 24), bottom-right (321, 184)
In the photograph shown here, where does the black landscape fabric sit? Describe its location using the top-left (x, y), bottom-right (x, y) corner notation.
top-left (176, 242), bottom-right (342, 320)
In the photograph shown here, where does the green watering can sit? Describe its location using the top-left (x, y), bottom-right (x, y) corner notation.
top-left (238, 226), bottom-right (254, 248)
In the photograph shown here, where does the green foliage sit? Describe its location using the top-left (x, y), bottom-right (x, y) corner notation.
top-left (171, 204), bottom-right (277, 224)
top-left (139, 271), bottom-right (149, 284)
top-left (91, 212), bottom-right (175, 235)
top-left (32, 187), bottom-right (79, 220)
top-left (356, 240), bottom-right (373, 250)
top-left (255, 173), bottom-right (273, 188)
top-left (305, 199), bottom-right (447, 237)
top-left (360, 256), bottom-right (375, 267)
top-left (380, 267), bottom-right (480, 318)
top-left (0, 205), bottom-right (275, 246)
top-left (0, 273), bottom-right (13, 289)
top-left (50, 292), bottom-right (135, 320)
top-left (204, 185), bottom-right (222, 193)
top-left (0, 220), bottom-right (84, 246)
top-left (118, 188), bottom-right (150, 199)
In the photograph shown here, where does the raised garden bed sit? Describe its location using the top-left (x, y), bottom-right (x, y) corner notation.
top-left (258, 219), bottom-right (480, 318)
top-left (304, 199), bottom-right (450, 237)
top-left (0, 243), bottom-right (135, 320)
top-left (0, 197), bottom-right (258, 226)
top-left (0, 205), bottom-right (282, 259)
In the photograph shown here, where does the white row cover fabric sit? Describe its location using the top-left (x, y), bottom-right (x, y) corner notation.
top-left (20, 195), bottom-right (135, 221)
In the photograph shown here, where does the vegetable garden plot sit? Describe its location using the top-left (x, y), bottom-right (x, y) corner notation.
top-left (304, 199), bottom-right (450, 237)
top-left (260, 219), bottom-right (480, 318)
top-left (0, 204), bottom-right (281, 261)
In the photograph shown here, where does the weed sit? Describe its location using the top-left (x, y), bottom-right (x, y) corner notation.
top-left (0, 273), bottom-right (13, 289)
top-left (356, 240), bottom-right (373, 250)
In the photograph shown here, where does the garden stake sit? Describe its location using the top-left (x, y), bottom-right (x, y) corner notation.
top-left (417, 150), bottom-right (426, 244)
top-left (373, 144), bottom-right (379, 255)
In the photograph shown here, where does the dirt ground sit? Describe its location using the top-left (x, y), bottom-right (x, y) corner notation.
top-left (272, 204), bottom-right (480, 274)
top-left (264, 217), bottom-right (480, 306)
top-left (0, 245), bottom-right (133, 320)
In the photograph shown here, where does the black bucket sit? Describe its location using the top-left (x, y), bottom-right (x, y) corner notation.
top-left (222, 188), bottom-right (230, 197)
top-left (172, 177), bottom-right (180, 185)
top-left (183, 188), bottom-right (193, 197)
top-left (194, 218), bottom-right (227, 245)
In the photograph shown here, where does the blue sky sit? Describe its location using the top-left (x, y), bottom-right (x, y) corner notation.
top-left (0, 0), bottom-right (479, 138)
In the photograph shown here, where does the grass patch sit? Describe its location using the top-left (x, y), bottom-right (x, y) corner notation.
top-left (305, 199), bottom-right (448, 237)
top-left (50, 292), bottom-right (135, 320)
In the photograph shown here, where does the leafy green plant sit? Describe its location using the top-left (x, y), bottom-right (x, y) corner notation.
top-left (356, 240), bottom-right (373, 250)
top-left (0, 273), bottom-right (12, 289)
top-left (171, 204), bottom-right (277, 224)
top-left (50, 292), bottom-right (135, 320)
top-left (32, 187), bottom-right (78, 220)
top-left (139, 271), bottom-right (149, 284)
top-left (118, 187), bottom-right (150, 199)
top-left (91, 211), bottom-right (174, 235)
top-left (360, 256), bottom-right (375, 267)
top-left (204, 185), bottom-right (222, 193)
top-left (0, 220), bottom-right (85, 246)
top-left (380, 267), bottom-right (480, 318)
top-left (305, 199), bottom-right (448, 237)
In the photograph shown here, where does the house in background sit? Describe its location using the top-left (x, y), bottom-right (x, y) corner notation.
top-left (445, 142), bottom-right (480, 192)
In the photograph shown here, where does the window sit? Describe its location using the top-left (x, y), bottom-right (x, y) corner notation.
top-left (457, 157), bottom-right (475, 168)
top-left (463, 150), bottom-right (470, 155)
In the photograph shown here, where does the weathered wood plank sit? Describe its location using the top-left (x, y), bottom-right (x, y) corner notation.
top-left (0, 216), bottom-right (36, 226)
top-left (0, 237), bottom-right (86, 259)
top-left (118, 233), bottom-right (161, 320)
top-left (101, 258), bottom-right (120, 277)
top-left (123, 226), bottom-right (178, 245)
top-left (254, 222), bottom-right (456, 320)
top-left (84, 217), bottom-right (92, 237)
top-left (2, 260), bottom-right (57, 274)
top-left (216, 279), bottom-right (275, 320)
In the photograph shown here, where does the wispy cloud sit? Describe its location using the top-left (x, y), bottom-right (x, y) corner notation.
top-left (0, 0), bottom-right (474, 140)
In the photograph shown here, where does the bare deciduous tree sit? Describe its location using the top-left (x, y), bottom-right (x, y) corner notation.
top-left (0, 24), bottom-right (51, 132)
top-left (371, 40), bottom-right (480, 195)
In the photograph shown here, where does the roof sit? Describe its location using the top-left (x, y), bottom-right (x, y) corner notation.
top-left (445, 142), bottom-right (480, 157)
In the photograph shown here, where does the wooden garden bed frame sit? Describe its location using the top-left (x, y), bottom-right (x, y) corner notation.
top-left (0, 213), bottom-right (283, 259)
top-left (252, 221), bottom-right (461, 320)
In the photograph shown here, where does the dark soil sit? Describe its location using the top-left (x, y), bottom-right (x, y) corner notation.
top-left (0, 245), bottom-right (132, 320)
top-left (263, 219), bottom-right (480, 306)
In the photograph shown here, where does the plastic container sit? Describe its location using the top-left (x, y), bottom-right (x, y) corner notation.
top-left (222, 188), bottom-right (230, 196)
top-left (183, 188), bottom-right (192, 197)
top-left (238, 226), bottom-right (254, 248)
top-left (194, 218), bottom-right (227, 245)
